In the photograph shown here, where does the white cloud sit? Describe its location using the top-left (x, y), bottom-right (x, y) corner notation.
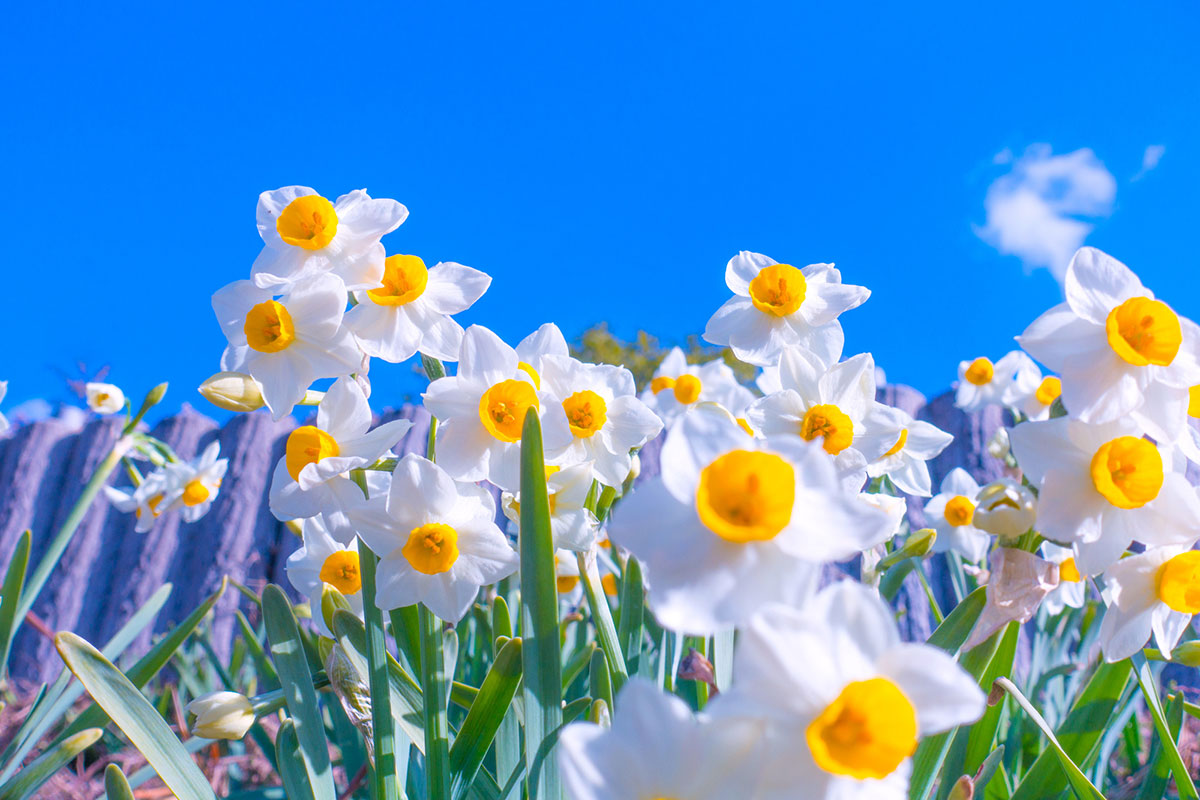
top-left (1132, 144), bottom-right (1165, 181)
top-left (976, 144), bottom-right (1116, 284)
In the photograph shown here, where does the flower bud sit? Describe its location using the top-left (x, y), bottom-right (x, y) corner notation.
top-left (199, 372), bottom-right (265, 412)
top-left (185, 691), bottom-right (255, 740)
top-left (972, 479), bottom-right (1037, 541)
top-left (1171, 641), bottom-right (1200, 666)
top-left (86, 382), bottom-right (125, 415)
top-left (986, 427), bottom-right (1011, 460)
top-left (627, 453), bottom-right (642, 482)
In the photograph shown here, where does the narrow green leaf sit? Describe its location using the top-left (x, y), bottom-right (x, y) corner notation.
top-left (420, 605), bottom-right (453, 800)
top-left (519, 411), bottom-right (564, 799)
top-left (492, 596), bottom-right (512, 643)
top-left (275, 720), bottom-right (317, 800)
top-left (0, 727), bottom-right (100, 800)
top-left (0, 530), bottom-right (31, 677)
top-left (390, 605), bottom-right (423, 676)
top-left (235, 608), bottom-right (279, 691)
top-left (1133, 653), bottom-right (1199, 800)
top-left (103, 764), bottom-right (136, 800)
top-left (926, 586), bottom-right (987, 654)
top-left (55, 632), bottom-right (215, 800)
top-left (1010, 659), bottom-right (1132, 800)
top-left (588, 648), bottom-right (613, 713)
top-left (450, 637), bottom-right (523, 800)
top-left (992, 677), bottom-right (1104, 800)
top-left (960, 624), bottom-right (1021, 782)
top-left (359, 543), bottom-right (401, 800)
top-left (575, 552), bottom-right (628, 692)
top-left (262, 585), bottom-right (335, 800)
top-left (615, 556), bottom-right (645, 682)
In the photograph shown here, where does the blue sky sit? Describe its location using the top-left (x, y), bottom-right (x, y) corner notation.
top-left (3, 1), bottom-right (1198, 422)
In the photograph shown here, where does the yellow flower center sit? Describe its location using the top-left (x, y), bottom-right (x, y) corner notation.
top-left (800, 404), bottom-right (854, 455)
top-left (673, 375), bottom-right (702, 404)
top-left (1157, 552), bottom-right (1200, 614)
top-left (601, 573), bottom-right (619, 595)
top-left (964, 357), bottom-right (994, 386)
top-left (1058, 557), bottom-right (1081, 583)
top-left (518, 361), bottom-right (542, 389)
top-left (749, 263), bottom-right (807, 317)
top-left (276, 194), bottom-right (338, 250)
top-left (319, 550), bottom-right (362, 595)
top-left (285, 426), bottom-right (341, 481)
top-left (403, 523), bottom-right (460, 575)
top-left (182, 479), bottom-right (210, 507)
top-left (243, 300), bottom-right (296, 354)
top-left (1189, 385), bottom-right (1200, 419)
top-left (367, 255), bottom-right (429, 306)
top-left (943, 495), bottom-right (975, 527)
top-left (563, 390), bottom-right (608, 438)
top-left (882, 429), bottom-right (908, 458)
top-left (1035, 376), bottom-right (1062, 406)
top-left (557, 575), bottom-right (579, 593)
top-left (1105, 296), bottom-right (1182, 367)
top-left (696, 450), bottom-right (795, 543)
top-left (479, 380), bottom-right (540, 443)
top-left (1090, 436), bottom-right (1163, 509)
top-left (135, 493), bottom-right (164, 520)
top-left (650, 376), bottom-right (676, 395)
top-left (806, 678), bottom-right (918, 780)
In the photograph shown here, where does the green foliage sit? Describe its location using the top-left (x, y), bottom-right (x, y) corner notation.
top-left (569, 323), bottom-right (756, 389)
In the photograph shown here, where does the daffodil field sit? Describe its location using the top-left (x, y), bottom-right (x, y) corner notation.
top-left (4, 186), bottom-right (1200, 799)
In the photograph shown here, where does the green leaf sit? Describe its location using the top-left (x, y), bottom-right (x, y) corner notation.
top-left (358, 543), bottom-right (401, 800)
top-left (450, 637), bottom-right (524, 800)
top-left (519, 411), bottom-right (564, 800)
top-left (103, 764), bottom-right (136, 800)
top-left (927, 586), bottom-right (987, 654)
top-left (1132, 653), bottom-right (1199, 800)
top-left (960, 624), bottom-right (1021, 783)
top-left (55, 632), bottom-right (215, 800)
top-left (492, 596), bottom-right (512, 643)
top-left (262, 585), bottom-right (335, 800)
top-left (390, 605), bottom-right (423, 677)
top-left (1010, 659), bottom-right (1131, 800)
top-left (1134, 692), bottom-right (1183, 800)
top-left (0, 530), bottom-right (31, 677)
top-left (0, 727), bottom-right (101, 800)
top-left (615, 556), bottom-right (646, 682)
top-left (588, 648), bottom-right (613, 713)
top-left (575, 552), bottom-right (628, 692)
top-left (275, 720), bottom-right (317, 800)
top-left (992, 677), bottom-right (1104, 800)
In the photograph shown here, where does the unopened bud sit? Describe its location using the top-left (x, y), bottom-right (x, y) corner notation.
top-left (326, 645), bottom-right (374, 761)
top-left (948, 775), bottom-right (974, 800)
top-left (973, 479), bottom-right (1037, 541)
top-left (1171, 641), bottom-right (1200, 666)
top-left (877, 528), bottom-right (937, 571)
top-left (186, 691), bottom-right (255, 740)
top-left (986, 427), bottom-right (1011, 460)
top-left (199, 372), bottom-right (264, 412)
top-left (627, 453), bottom-right (642, 482)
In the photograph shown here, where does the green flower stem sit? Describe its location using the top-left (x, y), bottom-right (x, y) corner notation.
top-left (575, 552), bottom-right (628, 691)
top-left (418, 604), bottom-right (452, 800)
top-left (17, 384), bottom-right (167, 628)
top-left (358, 541), bottom-right (400, 800)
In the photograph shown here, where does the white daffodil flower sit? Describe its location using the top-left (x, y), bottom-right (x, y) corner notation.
top-left (607, 405), bottom-right (894, 634)
top-left (1098, 545), bottom-right (1200, 662)
top-left (857, 403), bottom-right (953, 497)
top-left (745, 349), bottom-right (879, 471)
top-left (710, 582), bottom-right (985, 799)
top-left (85, 382), bottom-right (125, 415)
top-left (285, 516), bottom-right (364, 638)
top-left (922, 468), bottom-right (990, 564)
top-left (954, 351), bottom-right (1030, 412)
top-left (269, 378), bottom-right (413, 541)
top-left (160, 442), bottom-right (228, 523)
top-left (515, 322), bottom-right (570, 379)
top-left (1041, 542), bottom-right (1087, 616)
top-left (1003, 356), bottom-right (1062, 421)
top-left (250, 185), bottom-right (408, 291)
top-left (971, 478), bottom-right (1038, 541)
top-left (104, 470), bottom-right (170, 533)
top-left (423, 325), bottom-right (572, 492)
top-left (703, 251), bottom-right (869, 367)
top-left (350, 453), bottom-right (518, 623)
top-left (501, 462), bottom-right (600, 552)
top-left (641, 347), bottom-right (755, 428)
top-left (1010, 417), bottom-right (1200, 574)
top-left (1018, 247), bottom-right (1200, 439)
top-left (559, 679), bottom-right (769, 800)
top-left (213, 273), bottom-right (362, 420)
top-left (539, 355), bottom-right (663, 488)
top-left (345, 254), bottom-right (491, 363)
